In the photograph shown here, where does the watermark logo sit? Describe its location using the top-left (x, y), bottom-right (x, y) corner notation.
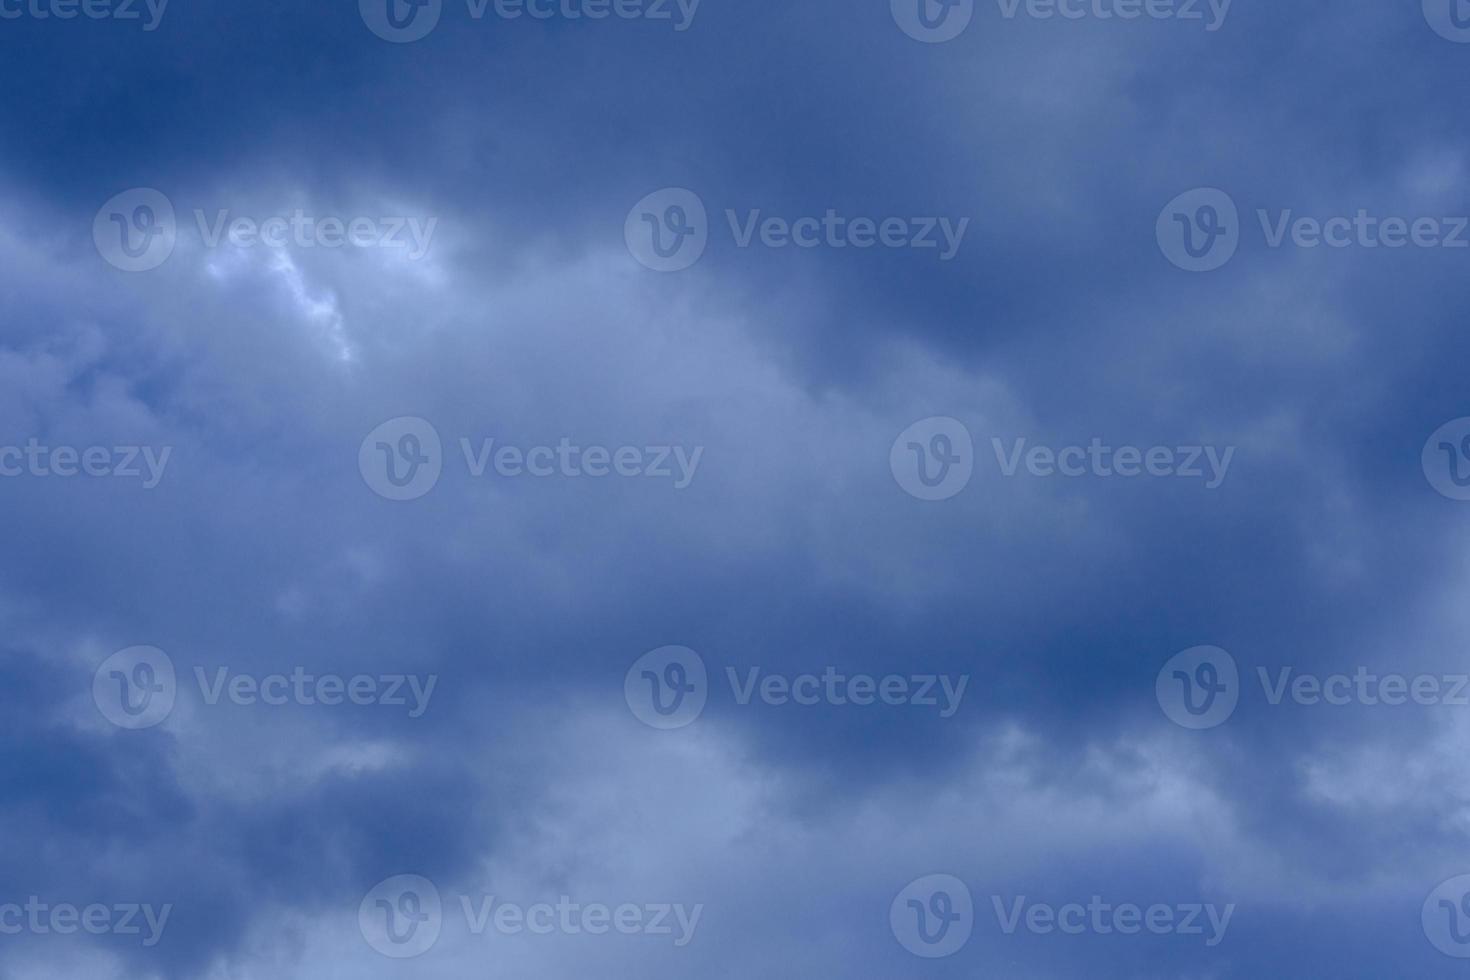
top-left (1426, 875), bottom-right (1470, 956)
top-left (996, 0), bottom-right (1230, 29)
top-left (1425, 875), bottom-right (1470, 956)
top-left (0, 899), bottom-right (172, 946)
top-left (993, 895), bottom-right (1234, 945)
top-left (625, 646), bottom-right (707, 729)
top-left (1258, 667), bottom-right (1470, 707)
top-left (992, 437), bottom-right (1234, 488)
top-left (362, 0), bottom-right (698, 42)
top-left (894, 0), bottom-right (1228, 40)
top-left (891, 417), bottom-right (975, 501)
top-left (460, 894), bottom-right (702, 943)
top-left (626, 651), bottom-right (968, 727)
top-left (0, 0), bottom-right (168, 29)
top-left (192, 209), bottom-right (437, 258)
top-left (1162, 652), bottom-right (1470, 726)
top-left (462, 438), bottom-right (701, 486)
top-left (94, 188), bottom-right (176, 273)
top-left (625, 188), bottom-right (708, 272)
top-left (94, 654), bottom-right (436, 726)
top-left (360, 877), bottom-right (702, 950)
top-left (893, 875), bottom-right (1233, 953)
top-left (892, 423), bottom-right (1229, 498)
top-left (726, 210), bottom-right (968, 259)
top-left (1425, 0), bottom-right (1470, 42)
top-left (1160, 188), bottom-right (1470, 271)
top-left (891, 0), bottom-right (974, 43)
top-left (360, 417), bottom-right (443, 501)
top-left (94, 190), bottom-right (438, 271)
top-left (360, 0), bottom-right (442, 41)
top-left (0, 440), bottom-right (171, 487)
top-left (1156, 646), bottom-right (1238, 730)
top-left (1423, 418), bottom-right (1470, 501)
top-left (193, 667), bottom-right (437, 716)
top-left (486, 0), bottom-right (700, 28)
top-left (360, 875), bottom-right (443, 958)
top-left (891, 874), bottom-right (974, 958)
top-left (1157, 188), bottom-right (1239, 273)
top-left (360, 419), bottom-right (704, 500)
top-left (727, 667), bottom-right (968, 716)
top-left (626, 189), bottom-right (970, 271)
top-left (93, 646), bottom-right (176, 730)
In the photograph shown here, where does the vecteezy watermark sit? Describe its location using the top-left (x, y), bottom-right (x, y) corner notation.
top-left (623, 646), bottom-right (969, 729)
top-left (0, 439), bottom-right (171, 488)
top-left (93, 646), bottom-right (176, 730)
top-left (891, 0), bottom-right (973, 42)
top-left (1423, 418), bottom-right (1470, 500)
top-left (1158, 187), bottom-right (1470, 272)
top-left (890, 875), bottom-right (974, 958)
top-left (93, 188), bottom-right (438, 272)
top-left (360, 876), bottom-right (443, 958)
top-left (1424, 874), bottom-right (1470, 957)
top-left (1424, 0), bottom-right (1470, 42)
top-left (1258, 667), bottom-right (1470, 708)
top-left (1155, 646), bottom-right (1240, 729)
top-left (358, 875), bottom-right (703, 958)
top-left (991, 437), bottom-right (1234, 488)
top-left (0, 899), bottom-right (172, 946)
top-left (727, 667), bottom-right (968, 717)
top-left (890, 417), bottom-right (974, 501)
top-left (458, 896), bottom-right (701, 946)
top-left (891, 0), bottom-right (1229, 43)
top-left (624, 646), bottom-right (708, 730)
top-left (890, 875), bottom-right (1233, 956)
top-left (93, 188), bottom-right (176, 272)
top-left (0, 0), bottom-right (168, 29)
top-left (890, 418), bottom-right (1235, 501)
top-left (991, 895), bottom-right (1234, 946)
top-left (359, 417), bottom-right (442, 501)
top-left (1156, 188), bottom-right (1239, 272)
top-left (1157, 646), bottom-right (1470, 730)
top-left (193, 667), bottom-right (437, 717)
top-left (624, 188), bottom-right (970, 272)
top-left (623, 188), bottom-right (707, 272)
top-left (93, 647), bottom-right (438, 729)
top-left (358, 417), bottom-right (704, 501)
top-left (995, 0), bottom-right (1229, 28)
top-left (359, 0), bottom-right (699, 43)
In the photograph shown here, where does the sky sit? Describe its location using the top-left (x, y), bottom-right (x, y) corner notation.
top-left (4, 0), bottom-right (1470, 976)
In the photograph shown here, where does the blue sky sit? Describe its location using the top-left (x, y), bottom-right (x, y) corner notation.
top-left (4, 0), bottom-right (1470, 976)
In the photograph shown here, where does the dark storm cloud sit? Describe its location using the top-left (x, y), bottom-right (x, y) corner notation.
top-left (3, 0), bottom-right (1470, 976)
